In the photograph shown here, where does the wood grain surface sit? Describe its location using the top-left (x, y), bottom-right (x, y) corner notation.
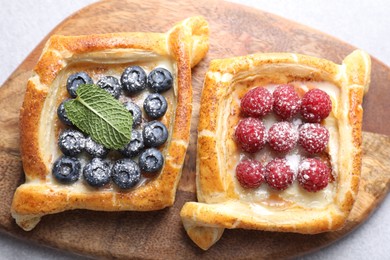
top-left (0, 0), bottom-right (390, 258)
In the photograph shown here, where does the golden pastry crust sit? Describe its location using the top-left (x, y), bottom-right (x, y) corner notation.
top-left (12, 16), bottom-right (209, 231)
top-left (180, 50), bottom-right (371, 250)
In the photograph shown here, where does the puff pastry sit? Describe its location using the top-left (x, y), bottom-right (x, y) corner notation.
top-left (12, 16), bottom-right (209, 231)
top-left (180, 50), bottom-right (371, 250)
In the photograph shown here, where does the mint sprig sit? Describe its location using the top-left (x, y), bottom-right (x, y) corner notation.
top-left (64, 84), bottom-right (132, 149)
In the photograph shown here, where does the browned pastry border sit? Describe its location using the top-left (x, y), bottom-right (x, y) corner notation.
top-left (12, 16), bottom-right (209, 231)
top-left (180, 51), bottom-right (371, 250)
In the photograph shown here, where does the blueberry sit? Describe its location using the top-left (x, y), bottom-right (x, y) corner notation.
top-left (112, 159), bottom-right (141, 189)
top-left (57, 99), bottom-right (74, 126)
top-left (121, 66), bottom-right (147, 94)
top-left (143, 93), bottom-right (168, 119)
top-left (147, 68), bottom-right (173, 93)
top-left (143, 121), bottom-right (168, 147)
top-left (120, 130), bottom-right (144, 158)
top-left (97, 76), bottom-right (122, 99)
top-left (83, 158), bottom-right (111, 187)
top-left (84, 136), bottom-right (109, 158)
top-left (66, 72), bottom-right (93, 98)
top-left (139, 148), bottom-right (164, 173)
top-left (123, 101), bottom-right (142, 127)
top-left (58, 129), bottom-right (85, 156)
top-left (52, 156), bottom-right (81, 184)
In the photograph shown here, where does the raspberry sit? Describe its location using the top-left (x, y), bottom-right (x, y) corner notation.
top-left (301, 89), bottom-right (332, 123)
top-left (273, 84), bottom-right (301, 119)
top-left (298, 123), bottom-right (329, 154)
top-left (240, 87), bottom-right (273, 117)
top-left (297, 158), bottom-right (330, 192)
top-left (265, 158), bottom-right (294, 190)
top-left (235, 117), bottom-right (267, 153)
top-left (268, 122), bottom-right (298, 153)
top-left (236, 159), bottom-right (265, 189)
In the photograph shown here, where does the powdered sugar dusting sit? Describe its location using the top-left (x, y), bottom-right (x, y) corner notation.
top-left (229, 80), bottom-right (339, 207)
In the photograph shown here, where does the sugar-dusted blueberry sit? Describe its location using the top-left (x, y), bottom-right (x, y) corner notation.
top-left (123, 101), bottom-right (142, 127)
top-left (143, 121), bottom-right (168, 147)
top-left (97, 76), bottom-right (122, 99)
top-left (57, 99), bottom-right (74, 126)
top-left (58, 129), bottom-right (85, 156)
top-left (147, 68), bottom-right (173, 93)
top-left (143, 93), bottom-right (168, 119)
top-left (66, 72), bottom-right (93, 98)
top-left (52, 156), bottom-right (81, 184)
top-left (120, 130), bottom-right (144, 158)
top-left (112, 159), bottom-right (141, 189)
top-left (121, 66), bottom-right (147, 94)
top-left (84, 136), bottom-right (109, 158)
top-left (83, 158), bottom-right (111, 187)
top-left (139, 148), bottom-right (164, 173)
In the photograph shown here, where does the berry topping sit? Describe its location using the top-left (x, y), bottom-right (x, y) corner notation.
top-left (83, 158), bottom-right (111, 187)
top-left (52, 156), bottom-right (81, 184)
top-left (120, 130), bottom-right (145, 158)
top-left (123, 101), bottom-right (142, 127)
top-left (144, 93), bottom-right (168, 119)
top-left (112, 159), bottom-right (141, 189)
top-left (121, 66), bottom-right (147, 94)
top-left (143, 121), bottom-right (168, 147)
top-left (240, 87), bottom-right (273, 117)
top-left (268, 122), bottom-right (298, 153)
top-left (298, 123), bottom-right (329, 154)
top-left (235, 117), bottom-right (267, 153)
top-left (273, 84), bottom-right (301, 119)
top-left (301, 89), bottom-right (332, 123)
top-left (57, 99), bottom-right (74, 126)
top-left (66, 72), bottom-right (93, 98)
top-left (297, 158), bottom-right (330, 192)
top-left (58, 129), bottom-right (85, 156)
top-left (265, 158), bottom-right (294, 190)
top-left (97, 76), bottom-right (122, 99)
top-left (84, 136), bottom-right (109, 158)
top-left (139, 148), bottom-right (164, 173)
top-left (147, 68), bottom-right (173, 93)
top-left (235, 159), bottom-right (265, 189)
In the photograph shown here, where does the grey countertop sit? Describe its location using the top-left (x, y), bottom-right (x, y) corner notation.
top-left (1, 1), bottom-right (389, 259)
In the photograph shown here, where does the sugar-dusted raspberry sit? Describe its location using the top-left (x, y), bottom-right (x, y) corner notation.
top-left (301, 89), bottom-right (332, 123)
top-left (268, 122), bottom-right (298, 153)
top-left (235, 117), bottom-right (267, 153)
top-left (273, 84), bottom-right (301, 120)
top-left (298, 123), bottom-right (329, 154)
top-left (236, 159), bottom-right (266, 189)
top-left (297, 158), bottom-right (330, 192)
top-left (240, 87), bottom-right (273, 117)
top-left (265, 158), bottom-right (294, 190)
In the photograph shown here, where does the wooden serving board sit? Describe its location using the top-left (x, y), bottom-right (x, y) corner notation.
top-left (1, 0), bottom-right (390, 258)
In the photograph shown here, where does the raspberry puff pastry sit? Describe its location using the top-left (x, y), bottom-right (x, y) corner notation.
top-left (180, 50), bottom-right (371, 250)
top-left (12, 16), bottom-right (209, 231)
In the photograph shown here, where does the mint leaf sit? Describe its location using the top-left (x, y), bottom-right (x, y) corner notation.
top-left (64, 84), bottom-right (132, 149)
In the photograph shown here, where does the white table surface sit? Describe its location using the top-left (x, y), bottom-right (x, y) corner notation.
top-left (1, 1), bottom-right (389, 259)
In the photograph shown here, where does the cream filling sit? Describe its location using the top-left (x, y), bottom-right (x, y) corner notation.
top-left (229, 81), bottom-right (340, 209)
top-left (38, 53), bottom-right (176, 193)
